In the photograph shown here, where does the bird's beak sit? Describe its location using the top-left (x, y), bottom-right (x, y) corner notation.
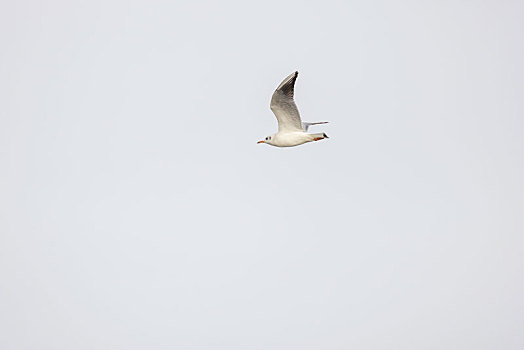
top-left (257, 140), bottom-right (265, 144)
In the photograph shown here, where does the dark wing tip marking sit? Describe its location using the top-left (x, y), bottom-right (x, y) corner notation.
top-left (277, 71), bottom-right (299, 99)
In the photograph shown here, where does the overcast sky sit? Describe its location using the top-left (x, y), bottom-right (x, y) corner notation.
top-left (1, 1), bottom-right (523, 349)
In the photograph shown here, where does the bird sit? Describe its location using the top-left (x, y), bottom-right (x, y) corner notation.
top-left (257, 71), bottom-right (329, 147)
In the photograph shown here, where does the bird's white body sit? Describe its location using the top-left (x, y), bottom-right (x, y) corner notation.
top-left (258, 71), bottom-right (329, 148)
top-left (268, 131), bottom-right (328, 147)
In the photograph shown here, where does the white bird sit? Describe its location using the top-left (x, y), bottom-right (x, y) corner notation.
top-left (258, 71), bottom-right (329, 147)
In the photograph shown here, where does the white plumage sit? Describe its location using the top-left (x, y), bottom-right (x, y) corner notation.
top-left (258, 71), bottom-right (329, 147)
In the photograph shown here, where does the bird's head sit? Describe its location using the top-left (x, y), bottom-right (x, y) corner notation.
top-left (257, 135), bottom-right (275, 145)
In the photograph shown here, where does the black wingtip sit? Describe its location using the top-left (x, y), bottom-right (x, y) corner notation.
top-left (276, 71), bottom-right (299, 97)
top-left (323, 133), bottom-right (329, 138)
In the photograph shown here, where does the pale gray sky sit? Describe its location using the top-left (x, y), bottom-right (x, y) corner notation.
top-left (1, 1), bottom-right (523, 349)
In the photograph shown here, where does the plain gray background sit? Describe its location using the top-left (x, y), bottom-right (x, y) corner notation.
top-left (1, 0), bottom-right (523, 349)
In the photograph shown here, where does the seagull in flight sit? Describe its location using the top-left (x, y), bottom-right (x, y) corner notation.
top-left (258, 71), bottom-right (328, 147)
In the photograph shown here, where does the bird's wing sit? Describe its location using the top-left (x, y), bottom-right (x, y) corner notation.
top-left (270, 71), bottom-right (304, 132)
top-left (302, 121), bottom-right (328, 131)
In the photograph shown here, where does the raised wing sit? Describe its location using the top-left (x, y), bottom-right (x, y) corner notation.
top-left (270, 71), bottom-right (304, 132)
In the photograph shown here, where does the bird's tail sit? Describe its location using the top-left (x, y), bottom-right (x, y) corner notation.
top-left (302, 121), bottom-right (328, 131)
top-left (310, 132), bottom-right (329, 141)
